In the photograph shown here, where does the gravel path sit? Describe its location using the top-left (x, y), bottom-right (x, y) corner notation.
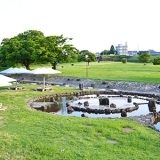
top-left (16, 74), bottom-right (160, 95)
top-left (47, 76), bottom-right (160, 95)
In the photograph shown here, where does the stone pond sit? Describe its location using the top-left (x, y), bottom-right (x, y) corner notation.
top-left (28, 89), bottom-right (160, 132)
top-left (16, 75), bottom-right (160, 132)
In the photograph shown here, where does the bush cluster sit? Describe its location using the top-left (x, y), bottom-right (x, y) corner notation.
top-left (153, 57), bottom-right (160, 65)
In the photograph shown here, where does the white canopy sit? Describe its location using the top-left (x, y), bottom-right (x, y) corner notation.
top-left (0, 67), bottom-right (13, 74)
top-left (31, 67), bottom-right (61, 89)
top-left (0, 75), bottom-right (16, 87)
top-left (0, 67), bottom-right (33, 74)
top-left (0, 67), bottom-right (33, 87)
top-left (31, 67), bottom-right (61, 74)
top-left (0, 82), bottom-right (12, 87)
top-left (0, 74), bottom-right (16, 82)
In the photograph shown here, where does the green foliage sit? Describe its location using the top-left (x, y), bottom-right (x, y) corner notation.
top-left (0, 30), bottom-right (45, 69)
top-left (41, 35), bottom-right (79, 64)
top-left (122, 57), bottom-right (127, 63)
top-left (126, 56), bottom-right (139, 62)
top-left (102, 55), bottom-right (160, 64)
top-left (100, 46), bottom-right (118, 56)
top-left (138, 51), bottom-right (151, 63)
top-left (79, 50), bottom-right (89, 54)
top-left (109, 45), bottom-right (118, 55)
top-left (0, 30), bottom-right (78, 69)
top-left (152, 56), bottom-right (160, 65)
top-left (102, 55), bottom-right (126, 61)
top-left (78, 51), bottom-right (97, 62)
top-left (100, 50), bottom-right (110, 55)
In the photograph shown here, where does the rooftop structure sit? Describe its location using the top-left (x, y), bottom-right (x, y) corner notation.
top-left (115, 42), bottom-right (128, 55)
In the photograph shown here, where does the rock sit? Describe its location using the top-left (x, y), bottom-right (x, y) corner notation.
top-left (81, 113), bottom-right (88, 118)
top-left (102, 81), bottom-right (107, 85)
top-left (99, 97), bottom-right (109, 105)
top-left (49, 97), bottom-right (55, 102)
top-left (110, 103), bottom-right (116, 108)
top-left (84, 101), bottom-right (89, 107)
top-left (127, 96), bottom-right (132, 103)
top-left (148, 99), bottom-right (156, 112)
top-left (66, 102), bottom-right (70, 107)
top-left (121, 110), bottom-right (127, 117)
top-left (67, 106), bottom-right (74, 113)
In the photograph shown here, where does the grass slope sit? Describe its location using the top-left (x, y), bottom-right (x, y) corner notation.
top-left (0, 62), bottom-right (160, 160)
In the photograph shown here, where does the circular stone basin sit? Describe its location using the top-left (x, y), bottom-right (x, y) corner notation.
top-left (30, 92), bottom-right (160, 131)
top-left (32, 94), bottom-right (160, 118)
top-left (66, 94), bottom-right (158, 117)
top-left (70, 94), bottom-right (146, 109)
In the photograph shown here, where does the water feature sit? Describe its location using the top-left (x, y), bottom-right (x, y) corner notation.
top-left (31, 93), bottom-right (160, 131)
top-left (59, 95), bottom-right (159, 114)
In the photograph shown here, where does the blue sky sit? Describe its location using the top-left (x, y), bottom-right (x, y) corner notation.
top-left (0, 0), bottom-right (160, 52)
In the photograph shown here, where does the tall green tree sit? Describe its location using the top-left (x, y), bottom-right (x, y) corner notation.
top-left (109, 45), bottom-right (116, 55)
top-left (138, 51), bottom-right (151, 63)
top-left (0, 30), bottom-right (45, 69)
top-left (0, 30), bottom-right (78, 69)
top-left (35, 35), bottom-right (79, 69)
top-left (0, 40), bottom-right (8, 67)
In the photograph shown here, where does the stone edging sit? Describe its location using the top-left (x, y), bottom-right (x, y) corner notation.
top-left (27, 90), bottom-right (160, 132)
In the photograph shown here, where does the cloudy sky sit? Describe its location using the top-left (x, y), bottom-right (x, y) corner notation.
top-left (0, 0), bottom-right (160, 52)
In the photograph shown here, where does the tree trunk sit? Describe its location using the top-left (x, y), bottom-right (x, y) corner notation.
top-left (24, 62), bottom-right (30, 70)
top-left (52, 61), bottom-right (57, 70)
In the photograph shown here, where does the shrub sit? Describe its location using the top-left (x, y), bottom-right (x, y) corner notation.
top-left (138, 52), bottom-right (151, 63)
top-left (153, 57), bottom-right (160, 65)
top-left (122, 58), bottom-right (127, 64)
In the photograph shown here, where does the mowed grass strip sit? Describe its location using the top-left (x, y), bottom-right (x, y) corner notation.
top-left (52, 62), bottom-right (160, 83)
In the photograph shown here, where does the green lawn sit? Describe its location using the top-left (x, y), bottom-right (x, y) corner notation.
top-left (0, 62), bottom-right (160, 160)
top-left (51, 61), bottom-right (160, 83)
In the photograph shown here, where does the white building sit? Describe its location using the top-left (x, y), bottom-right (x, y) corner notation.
top-left (115, 42), bottom-right (128, 55)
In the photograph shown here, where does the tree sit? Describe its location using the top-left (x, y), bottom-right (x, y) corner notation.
top-left (138, 51), bottom-right (151, 63)
top-left (78, 50), bottom-right (97, 62)
top-left (0, 30), bottom-right (79, 69)
top-left (100, 50), bottom-right (110, 55)
top-left (0, 41), bottom-right (8, 67)
top-left (35, 35), bottom-right (79, 69)
top-left (109, 45), bottom-right (116, 55)
top-left (79, 50), bottom-right (89, 54)
top-left (0, 30), bottom-right (45, 69)
top-left (153, 56), bottom-right (160, 65)
top-left (78, 51), bottom-right (96, 62)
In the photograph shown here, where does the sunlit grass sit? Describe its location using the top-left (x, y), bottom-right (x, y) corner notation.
top-left (0, 62), bottom-right (160, 159)
top-left (46, 61), bottom-right (160, 83)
